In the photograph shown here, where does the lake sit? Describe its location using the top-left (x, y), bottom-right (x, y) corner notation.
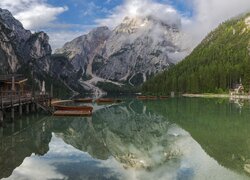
top-left (0, 97), bottom-right (250, 180)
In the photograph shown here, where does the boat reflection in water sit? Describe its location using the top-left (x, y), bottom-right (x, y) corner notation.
top-left (0, 98), bottom-right (250, 180)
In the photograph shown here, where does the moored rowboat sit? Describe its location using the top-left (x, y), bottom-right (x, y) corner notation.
top-left (54, 105), bottom-right (93, 112)
top-left (159, 96), bottom-right (168, 99)
top-left (95, 98), bottom-right (122, 103)
top-left (147, 96), bottom-right (157, 100)
top-left (51, 99), bottom-right (73, 105)
top-left (74, 98), bottom-right (93, 103)
top-left (136, 96), bottom-right (147, 100)
top-left (53, 110), bottom-right (92, 116)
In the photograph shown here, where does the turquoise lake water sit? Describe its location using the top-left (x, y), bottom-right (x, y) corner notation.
top-left (0, 97), bottom-right (250, 180)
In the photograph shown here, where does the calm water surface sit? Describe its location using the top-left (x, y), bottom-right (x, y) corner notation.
top-left (0, 98), bottom-right (250, 180)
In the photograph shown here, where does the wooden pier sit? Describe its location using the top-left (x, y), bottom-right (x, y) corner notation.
top-left (0, 74), bottom-right (53, 125)
top-left (0, 91), bottom-right (52, 123)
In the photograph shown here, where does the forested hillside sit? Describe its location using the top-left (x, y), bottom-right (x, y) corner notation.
top-left (142, 13), bottom-right (250, 94)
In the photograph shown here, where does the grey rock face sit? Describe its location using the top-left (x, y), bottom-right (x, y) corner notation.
top-left (0, 9), bottom-right (31, 43)
top-left (0, 8), bottom-right (65, 87)
top-left (55, 26), bottom-right (111, 73)
top-left (95, 17), bottom-right (186, 85)
top-left (0, 8), bottom-right (85, 95)
top-left (0, 8), bottom-right (52, 74)
top-left (0, 22), bottom-right (20, 73)
top-left (57, 16), bottom-right (188, 86)
top-left (26, 32), bottom-right (52, 73)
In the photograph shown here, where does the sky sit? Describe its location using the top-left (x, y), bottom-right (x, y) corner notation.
top-left (0, 0), bottom-right (250, 50)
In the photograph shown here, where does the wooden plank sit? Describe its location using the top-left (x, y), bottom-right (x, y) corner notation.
top-left (5, 78), bottom-right (28, 84)
top-left (147, 96), bottom-right (158, 100)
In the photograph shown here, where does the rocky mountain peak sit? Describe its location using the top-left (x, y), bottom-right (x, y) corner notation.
top-left (55, 14), bottom-right (189, 93)
top-left (115, 16), bottom-right (180, 35)
top-left (0, 8), bottom-right (23, 30)
top-left (88, 26), bottom-right (110, 37)
top-left (0, 8), bottom-right (52, 74)
top-left (115, 16), bottom-right (150, 34)
top-left (0, 8), bottom-right (31, 43)
top-left (55, 26), bottom-right (111, 72)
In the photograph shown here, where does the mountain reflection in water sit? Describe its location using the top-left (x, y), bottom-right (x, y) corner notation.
top-left (0, 98), bottom-right (249, 180)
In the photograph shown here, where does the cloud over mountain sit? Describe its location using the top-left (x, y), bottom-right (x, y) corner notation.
top-left (96, 0), bottom-right (181, 28)
top-left (1, 0), bottom-right (250, 50)
top-left (97, 0), bottom-right (250, 48)
top-left (186, 0), bottom-right (250, 46)
top-left (0, 0), bottom-right (67, 30)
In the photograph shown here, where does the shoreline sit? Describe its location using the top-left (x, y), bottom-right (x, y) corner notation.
top-left (182, 93), bottom-right (250, 100)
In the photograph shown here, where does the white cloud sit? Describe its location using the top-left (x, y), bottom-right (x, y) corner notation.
top-left (96, 0), bottom-right (180, 29)
top-left (0, 0), bottom-right (77, 50)
top-left (0, 0), bottom-right (67, 30)
top-left (3, 156), bottom-right (66, 180)
top-left (2, 0), bottom-right (250, 50)
top-left (97, 0), bottom-right (250, 48)
top-left (47, 30), bottom-right (86, 51)
top-left (185, 0), bottom-right (250, 46)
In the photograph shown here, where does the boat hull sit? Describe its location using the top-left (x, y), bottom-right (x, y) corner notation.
top-left (95, 98), bottom-right (122, 103)
top-left (54, 105), bottom-right (93, 112)
top-left (53, 110), bottom-right (92, 117)
top-left (74, 98), bottom-right (93, 103)
top-left (136, 96), bottom-right (147, 100)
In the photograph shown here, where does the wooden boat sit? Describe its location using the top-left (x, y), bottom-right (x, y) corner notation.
top-left (53, 110), bottom-right (92, 117)
top-left (147, 96), bottom-right (158, 100)
top-left (74, 98), bottom-right (93, 103)
top-left (159, 96), bottom-right (168, 99)
top-left (54, 105), bottom-right (93, 113)
top-left (95, 98), bottom-right (114, 103)
top-left (136, 96), bottom-right (147, 100)
top-left (95, 98), bottom-right (122, 104)
top-left (51, 99), bottom-right (73, 105)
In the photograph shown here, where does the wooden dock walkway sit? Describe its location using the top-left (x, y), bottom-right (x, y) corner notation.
top-left (0, 74), bottom-right (55, 125)
top-left (0, 91), bottom-right (53, 124)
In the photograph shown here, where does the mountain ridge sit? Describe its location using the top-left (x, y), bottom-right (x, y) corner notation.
top-left (0, 8), bottom-right (79, 96)
top-left (55, 16), bottom-right (189, 93)
top-left (142, 13), bottom-right (250, 94)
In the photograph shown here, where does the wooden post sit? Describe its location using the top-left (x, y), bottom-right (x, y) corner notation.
top-left (19, 91), bottom-right (22, 116)
top-left (11, 75), bottom-right (15, 91)
top-left (0, 110), bottom-right (3, 125)
top-left (19, 104), bottom-right (23, 116)
top-left (31, 102), bottom-right (35, 112)
top-left (19, 118), bottom-right (23, 129)
top-left (26, 116), bottom-right (30, 125)
top-left (50, 84), bottom-right (53, 98)
top-left (50, 84), bottom-right (53, 107)
top-left (26, 103), bottom-right (29, 114)
top-left (11, 107), bottom-right (15, 121)
top-left (0, 92), bottom-right (3, 125)
top-left (0, 126), bottom-right (3, 138)
top-left (11, 76), bottom-right (15, 121)
top-left (0, 127), bottom-right (3, 150)
top-left (0, 92), bottom-right (3, 110)
top-left (11, 122), bottom-right (15, 133)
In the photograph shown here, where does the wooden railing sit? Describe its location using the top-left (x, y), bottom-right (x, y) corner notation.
top-left (0, 91), bottom-right (31, 99)
top-left (0, 90), bottom-right (51, 109)
top-left (0, 74), bottom-right (23, 80)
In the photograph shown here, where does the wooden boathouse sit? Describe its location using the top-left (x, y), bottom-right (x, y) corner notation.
top-left (0, 74), bottom-right (52, 124)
